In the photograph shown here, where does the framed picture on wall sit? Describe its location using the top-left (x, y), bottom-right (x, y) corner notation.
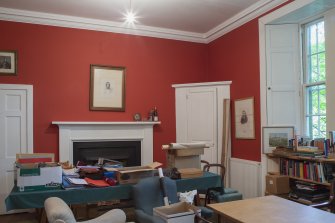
top-left (234, 97), bottom-right (255, 139)
top-left (90, 65), bottom-right (126, 111)
top-left (262, 126), bottom-right (295, 154)
top-left (0, 50), bottom-right (17, 75)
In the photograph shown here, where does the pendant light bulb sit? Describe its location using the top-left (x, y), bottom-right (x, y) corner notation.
top-left (125, 0), bottom-right (137, 24)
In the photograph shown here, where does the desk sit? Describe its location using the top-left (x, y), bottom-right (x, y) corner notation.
top-left (208, 195), bottom-right (335, 223)
top-left (6, 172), bottom-right (220, 211)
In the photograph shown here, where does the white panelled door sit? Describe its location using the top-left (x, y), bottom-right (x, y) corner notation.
top-left (185, 88), bottom-right (217, 163)
top-left (0, 84), bottom-right (33, 214)
top-left (266, 24), bottom-right (301, 133)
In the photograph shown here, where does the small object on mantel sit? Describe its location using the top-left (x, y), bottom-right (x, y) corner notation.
top-left (178, 168), bottom-right (203, 179)
top-left (133, 113), bottom-right (142, 121)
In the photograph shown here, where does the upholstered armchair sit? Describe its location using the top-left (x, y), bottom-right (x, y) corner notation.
top-left (44, 197), bottom-right (127, 223)
top-left (132, 176), bottom-right (178, 223)
top-left (132, 176), bottom-right (213, 223)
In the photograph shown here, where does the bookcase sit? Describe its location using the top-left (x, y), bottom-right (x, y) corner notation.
top-left (267, 153), bottom-right (335, 205)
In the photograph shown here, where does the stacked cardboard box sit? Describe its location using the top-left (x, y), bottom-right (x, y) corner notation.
top-left (163, 143), bottom-right (207, 169)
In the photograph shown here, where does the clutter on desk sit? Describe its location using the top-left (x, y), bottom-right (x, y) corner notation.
top-left (60, 158), bottom-right (162, 188)
top-left (15, 154), bottom-right (164, 191)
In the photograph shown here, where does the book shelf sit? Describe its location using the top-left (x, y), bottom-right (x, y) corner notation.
top-left (267, 153), bottom-right (335, 185)
top-left (267, 153), bottom-right (335, 205)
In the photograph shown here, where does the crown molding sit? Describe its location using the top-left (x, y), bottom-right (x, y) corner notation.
top-left (205, 0), bottom-right (288, 43)
top-left (0, 1), bottom-right (287, 43)
top-left (0, 7), bottom-right (206, 43)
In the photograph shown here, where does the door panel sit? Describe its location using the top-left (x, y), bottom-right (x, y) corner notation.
top-left (266, 24), bottom-right (301, 133)
top-left (0, 85), bottom-right (33, 214)
top-left (186, 88), bottom-right (217, 164)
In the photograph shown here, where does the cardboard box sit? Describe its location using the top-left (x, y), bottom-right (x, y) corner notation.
top-left (178, 168), bottom-right (203, 179)
top-left (16, 153), bottom-right (54, 163)
top-left (163, 143), bottom-right (207, 169)
top-left (265, 172), bottom-right (290, 195)
top-left (166, 149), bottom-right (204, 169)
top-left (115, 162), bottom-right (161, 184)
top-left (153, 202), bottom-right (200, 223)
top-left (17, 163), bottom-right (62, 191)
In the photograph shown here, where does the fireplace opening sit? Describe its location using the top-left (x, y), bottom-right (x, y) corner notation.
top-left (73, 141), bottom-right (141, 167)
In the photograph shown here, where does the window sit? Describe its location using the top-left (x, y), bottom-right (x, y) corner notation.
top-left (303, 19), bottom-right (326, 138)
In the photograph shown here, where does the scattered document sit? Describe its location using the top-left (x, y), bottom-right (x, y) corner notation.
top-left (67, 178), bottom-right (88, 185)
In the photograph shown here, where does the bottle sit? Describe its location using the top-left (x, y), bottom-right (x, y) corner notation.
top-left (148, 109), bottom-right (154, 121)
top-left (153, 107), bottom-right (159, 121)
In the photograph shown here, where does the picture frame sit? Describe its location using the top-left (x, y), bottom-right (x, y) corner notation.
top-left (234, 97), bottom-right (255, 139)
top-left (262, 126), bottom-right (295, 154)
top-left (0, 50), bottom-right (17, 75)
top-left (90, 65), bottom-right (125, 111)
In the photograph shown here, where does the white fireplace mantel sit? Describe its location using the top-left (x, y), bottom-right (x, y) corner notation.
top-left (52, 121), bottom-right (160, 165)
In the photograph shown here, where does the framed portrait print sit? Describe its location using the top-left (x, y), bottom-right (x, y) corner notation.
top-left (90, 65), bottom-right (125, 111)
top-left (0, 50), bottom-right (17, 75)
top-left (262, 126), bottom-right (294, 153)
top-left (234, 97), bottom-right (255, 139)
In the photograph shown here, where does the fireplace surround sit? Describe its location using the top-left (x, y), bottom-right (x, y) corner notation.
top-left (52, 121), bottom-right (160, 165)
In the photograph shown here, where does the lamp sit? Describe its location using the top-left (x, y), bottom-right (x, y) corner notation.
top-left (125, 0), bottom-right (137, 24)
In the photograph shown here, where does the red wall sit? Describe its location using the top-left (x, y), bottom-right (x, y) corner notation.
top-left (208, 19), bottom-right (261, 161)
top-left (0, 21), bottom-right (208, 164)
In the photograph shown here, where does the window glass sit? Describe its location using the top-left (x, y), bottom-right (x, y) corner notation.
top-left (304, 19), bottom-right (326, 138)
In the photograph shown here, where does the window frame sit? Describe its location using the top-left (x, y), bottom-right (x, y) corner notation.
top-left (301, 18), bottom-right (327, 138)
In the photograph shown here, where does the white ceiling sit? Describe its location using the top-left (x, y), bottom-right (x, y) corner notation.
top-left (0, 0), bottom-right (287, 43)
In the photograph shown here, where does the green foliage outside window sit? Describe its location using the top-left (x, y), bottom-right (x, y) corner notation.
top-left (304, 19), bottom-right (326, 138)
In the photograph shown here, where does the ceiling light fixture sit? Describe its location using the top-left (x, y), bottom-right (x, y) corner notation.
top-left (125, 0), bottom-right (137, 24)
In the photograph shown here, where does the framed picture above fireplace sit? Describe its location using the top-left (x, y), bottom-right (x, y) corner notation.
top-left (90, 64), bottom-right (126, 111)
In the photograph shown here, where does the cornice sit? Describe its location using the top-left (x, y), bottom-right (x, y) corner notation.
top-left (0, 0), bottom-right (288, 43)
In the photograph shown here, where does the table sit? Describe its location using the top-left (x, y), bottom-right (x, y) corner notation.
top-left (5, 172), bottom-right (220, 211)
top-left (208, 195), bottom-right (335, 223)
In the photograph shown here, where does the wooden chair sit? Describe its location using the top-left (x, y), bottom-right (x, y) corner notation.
top-left (311, 179), bottom-right (335, 213)
top-left (201, 160), bottom-right (243, 205)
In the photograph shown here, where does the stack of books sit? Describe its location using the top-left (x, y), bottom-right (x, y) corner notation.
top-left (62, 168), bottom-right (86, 190)
top-left (289, 180), bottom-right (329, 205)
top-left (294, 146), bottom-right (324, 158)
top-left (62, 176), bottom-right (87, 190)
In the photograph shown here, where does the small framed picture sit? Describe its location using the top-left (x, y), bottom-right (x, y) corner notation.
top-left (90, 65), bottom-right (126, 111)
top-left (234, 97), bottom-right (255, 139)
top-left (0, 50), bottom-right (17, 75)
top-left (262, 126), bottom-right (295, 154)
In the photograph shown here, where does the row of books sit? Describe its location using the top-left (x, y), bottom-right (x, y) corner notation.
top-left (289, 137), bottom-right (334, 156)
top-left (279, 158), bottom-right (334, 183)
